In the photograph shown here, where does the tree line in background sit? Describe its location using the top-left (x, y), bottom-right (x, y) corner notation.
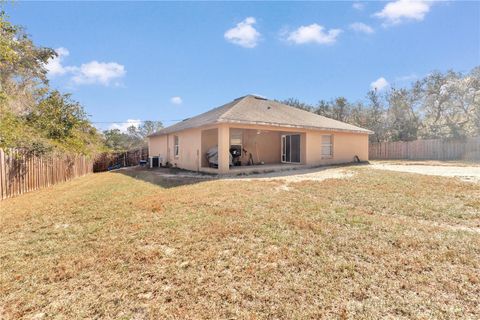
top-left (282, 67), bottom-right (479, 143)
top-left (102, 121), bottom-right (163, 151)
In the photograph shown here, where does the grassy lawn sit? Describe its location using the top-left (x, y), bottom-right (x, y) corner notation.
top-left (1, 167), bottom-right (479, 319)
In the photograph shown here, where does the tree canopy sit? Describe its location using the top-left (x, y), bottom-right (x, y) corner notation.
top-left (0, 11), bottom-right (102, 155)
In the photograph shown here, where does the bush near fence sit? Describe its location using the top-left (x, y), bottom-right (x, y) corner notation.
top-left (369, 137), bottom-right (480, 161)
top-left (93, 147), bottom-right (149, 172)
top-left (0, 149), bottom-right (93, 200)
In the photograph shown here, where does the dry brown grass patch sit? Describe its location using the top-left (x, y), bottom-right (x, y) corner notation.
top-left (0, 169), bottom-right (479, 319)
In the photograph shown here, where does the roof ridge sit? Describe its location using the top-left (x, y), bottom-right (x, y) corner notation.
top-left (219, 95), bottom-right (251, 121)
top-left (217, 96), bottom-right (246, 121)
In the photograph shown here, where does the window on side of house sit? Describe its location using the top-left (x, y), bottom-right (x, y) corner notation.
top-left (174, 135), bottom-right (179, 157)
top-left (230, 130), bottom-right (243, 146)
top-left (321, 135), bottom-right (333, 157)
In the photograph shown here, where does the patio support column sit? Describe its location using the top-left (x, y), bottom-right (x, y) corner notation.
top-left (217, 124), bottom-right (230, 173)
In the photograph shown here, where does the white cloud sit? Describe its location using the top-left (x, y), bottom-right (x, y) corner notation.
top-left (374, 0), bottom-right (434, 25)
top-left (170, 96), bottom-right (183, 105)
top-left (45, 47), bottom-right (126, 86)
top-left (352, 2), bottom-right (365, 10)
top-left (224, 17), bottom-right (261, 48)
top-left (45, 47), bottom-right (71, 76)
top-left (371, 77), bottom-right (390, 91)
top-left (109, 119), bottom-right (142, 132)
top-left (349, 22), bottom-right (375, 34)
top-left (71, 61), bottom-right (126, 86)
top-left (286, 24), bottom-right (342, 45)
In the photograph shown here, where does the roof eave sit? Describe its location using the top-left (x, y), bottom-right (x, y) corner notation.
top-left (148, 119), bottom-right (373, 136)
top-left (221, 119), bottom-right (373, 134)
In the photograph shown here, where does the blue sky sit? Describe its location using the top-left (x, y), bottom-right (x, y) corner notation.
top-left (5, 1), bottom-right (480, 130)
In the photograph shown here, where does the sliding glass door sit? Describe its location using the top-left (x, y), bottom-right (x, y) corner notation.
top-left (281, 134), bottom-right (301, 163)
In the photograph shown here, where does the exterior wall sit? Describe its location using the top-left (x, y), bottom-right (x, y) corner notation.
top-left (170, 128), bottom-right (202, 171)
top-left (148, 135), bottom-right (168, 161)
top-left (300, 132), bottom-right (307, 165)
top-left (305, 131), bottom-right (369, 165)
top-left (148, 127), bottom-right (202, 171)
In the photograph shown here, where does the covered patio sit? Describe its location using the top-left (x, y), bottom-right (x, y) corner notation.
top-left (200, 124), bottom-right (306, 174)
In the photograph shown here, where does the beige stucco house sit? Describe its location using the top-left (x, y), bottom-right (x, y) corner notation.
top-left (148, 95), bottom-right (372, 173)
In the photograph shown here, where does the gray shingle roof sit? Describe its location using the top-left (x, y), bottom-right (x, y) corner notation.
top-left (149, 95), bottom-right (373, 137)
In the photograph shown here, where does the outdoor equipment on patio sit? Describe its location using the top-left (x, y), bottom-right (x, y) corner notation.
top-left (247, 153), bottom-right (254, 165)
top-left (150, 156), bottom-right (160, 168)
top-left (206, 146), bottom-right (233, 168)
top-left (230, 145), bottom-right (242, 166)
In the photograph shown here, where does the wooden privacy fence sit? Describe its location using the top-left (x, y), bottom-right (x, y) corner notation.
top-left (370, 137), bottom-right (480, 161)
top-left (93, 147), bottom-right (149, 172)
top-left (0, 149), bottom-right (93, 200)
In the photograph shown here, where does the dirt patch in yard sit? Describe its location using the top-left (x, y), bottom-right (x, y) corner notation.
top-left (370, 161), bottom-right (480, 183)
top-left (236, 167), bottom-right (355, 194)
top-left (234, 166), bottom-right (355, 182)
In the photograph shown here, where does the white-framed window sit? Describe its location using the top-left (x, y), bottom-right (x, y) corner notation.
top-left (174, 135), bottom-right (179, 157)
top-left (230, 130), bottom-right (243, 146)
top-left (321, 135), bottom-right (333, 157)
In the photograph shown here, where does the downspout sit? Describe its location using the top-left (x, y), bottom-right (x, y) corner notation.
top-left (197, 149), bottom-right (200, 172)
top-left (166, 134), bottom-right (170, 165)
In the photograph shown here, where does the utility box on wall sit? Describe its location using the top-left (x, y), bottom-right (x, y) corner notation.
top-left (150, 156), bottom-right (159, 168)
top-left (149, 156), bottom-right (164, 168)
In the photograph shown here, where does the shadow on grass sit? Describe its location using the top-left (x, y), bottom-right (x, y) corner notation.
top-left (112, 166), bottom-right (216, 189)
